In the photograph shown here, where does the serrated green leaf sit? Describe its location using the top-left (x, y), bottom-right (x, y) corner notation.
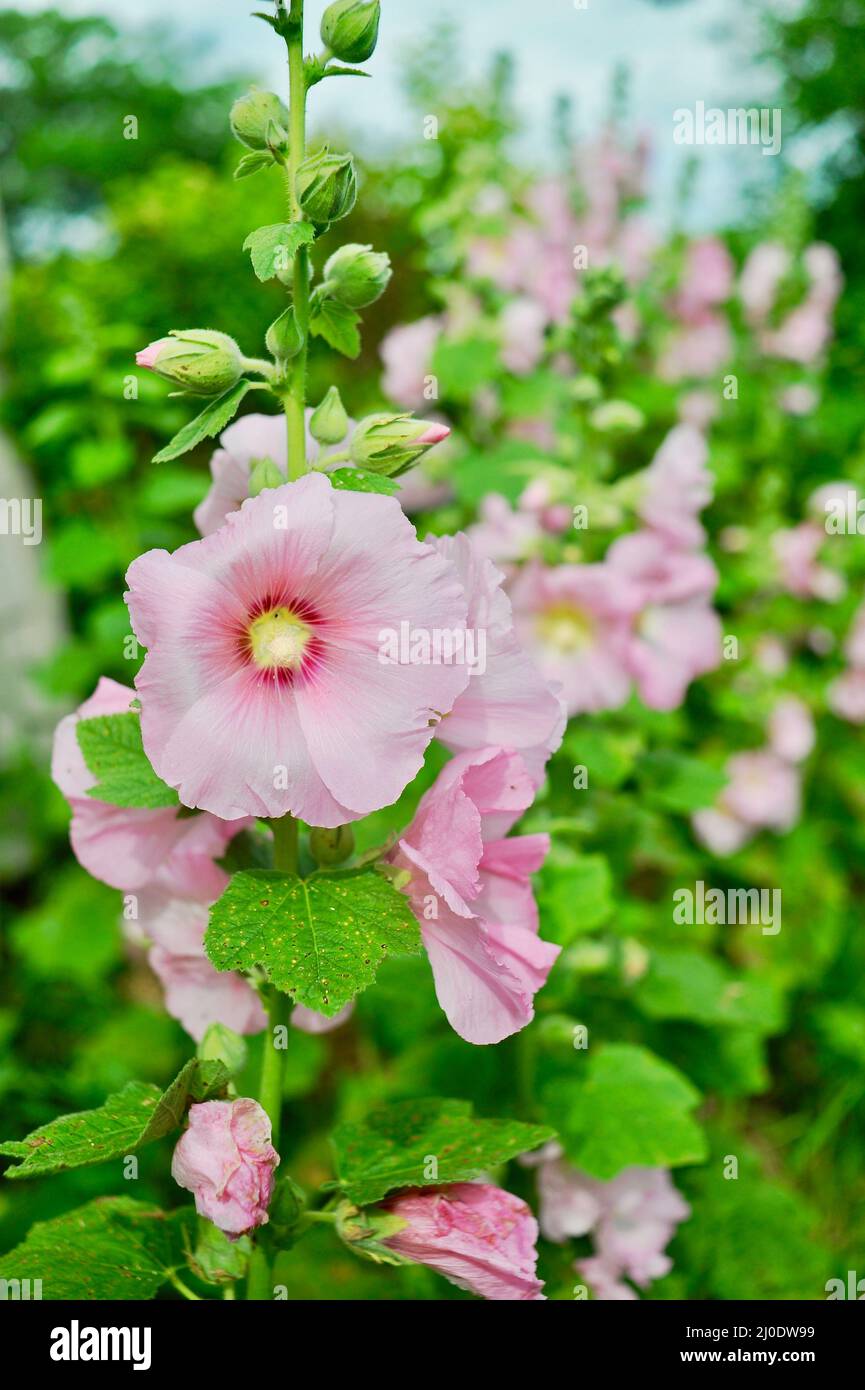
top-left (309, 300), bottom-right (361, 358)
top-left (323, 64), bottom-right (372, 79)
top-left (243, 221), bottom-right (315, 281)
top-left (235, 151), bottom-right (274, 180)
top-left (634, 949), bottom-right (786, 1036)
top-left (205, 868), bottom-right (421, 1015)
top-left (333, 1099), bottom-right (555, 1206)
top-left (76, 711), bottom-right (178, 809)
top-left (543, 1043), bottom-right (707, 1179)
top-left (0, 1198), bottom-right (193, 1300)
top-left (0, 1058), bottom-right (229, 1179)
top-left (326, 467), bottom-right (400, 496)
top-left (153, 380), bottom-right (256, 463)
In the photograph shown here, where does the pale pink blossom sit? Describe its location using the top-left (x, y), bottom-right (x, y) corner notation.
top-left (466, 494), bottom-right (543, 570)
top-left (51, 677), bottom-right (247, 897)
top-left (675, 238), bottom-right (734, 322)
top-left (828, 670), bottom-right (865, 724)
top-left (380, 316), bottom-right (441, 409)
top-left (677, 390), bottom-right (719, 430)
top-left (500, 298), bottom-right (547, 374)
top-left (608, 531), bottom-right (722, 710)
top-left (382, 1184), bottom-right (544, 1300)
top-left (762, 301), bottom-right (833, 365)
top-left (139, 893), bottom-right (266, 1042)
top-left (389, 746), bottom-right (559, 1045)
top-left (691, 806), bottom-right (751, 857)
top-left (510, 560), bottom-right (640, 717)
top-left (694, 749), bottom-right (802, 856)
top-left (432, 533), bottom-right (565, 779)
top-left (767, 697), bottom-right (815, 764)
top-left (771, 522), bottom-right (844, 601)
top-left (171, 1099), bottom-right (279, 1235)
top-left (637, 425), bottom-right (713, 549)
top-left (739, 242), bottom-right (791, 324)
top-left (125, 475), bottom-right (470, 826)
top-left (660, 314), bottom-right (732, 382)
top-left (780, 384), bottom-right (819, 416)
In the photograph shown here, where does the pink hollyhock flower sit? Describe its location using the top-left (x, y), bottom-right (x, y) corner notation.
top-left (762, 301), bottom-right (833, 365)
top-left (171, 1099), bottom-right (279, 1236)
top-left (739, 241), bottom-right (791, 323)
top-left (675, 238), bottom-right (734, 321)
top-left (125, 474), bottom-right (470, 826)
top-left (677, 389), bottom-right (719, 430)
top-left (637, 425), bottom-right (713, 549)
top-left (194, 411), bottom-right (353, 538)
top-left (380, 316), bottom-right (441, 409)
top-left (389, 746), bottom-right (559, 1045)
top-left (500, 298), bottom-right (547, 374)
top-left (660, 313), bottom-right (732, 383)
top-left (431, 533), bottom-right (565, 780)
top-left (519, 480), bottom-right (573, 535)
top-left (510, 560), bottom-right (641, 716)
top-left (767, 696), bottom-right (815, 764)
top-left (694, 749), bottom-right (802, 856)
top-left (590, 1167), bottom-right (690, 1287)
top-left (381, 1183), bottom-right (544, 1301)
top-left (51, 677), bottom-right (247, 896)
top-left (576, 1256), bottom-right (638, 1300)
top-left (522, 1142), bottom-right (602, 1242)
top-left (395, 466), bottom-right (453, 515)
top-left (691, 805), bottom-right (751, 857)
top-left (608, 532), bottom-right (722, 710)
top-left (828, 670), bottom-right (865, 724)
top-left (771, 523), bottom-right (844, 601)
top-left (466, 494), bottom-right (544, 571)
top-left (139, 893), bottom-right (266, 1042)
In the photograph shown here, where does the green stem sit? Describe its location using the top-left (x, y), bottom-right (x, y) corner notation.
top-left (285, 0), bottom-right (309, 480)
top-left (168, 1271), bottom-right (202, 1302)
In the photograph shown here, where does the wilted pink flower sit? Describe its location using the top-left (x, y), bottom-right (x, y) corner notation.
top-left (608, 531), bottom-right (722, 710)
top-left (125, 475), bottom-right (470, 826)
top-left (194, 411), bottom-right (354, 537)
top-left (767, 696), bottom-right (815, 764)
top-left (637, 425), bottom-right (713, 549)
top-left (510, 560), bottom-right (640, 716)
top-left (380, 316), bottom-right (441, 409)
top-left (500, 298), bottom-right (547, 374)
top-left (771, 522), bottom-right (844, 601)
top-left (140, 893), bottom-right (266, 1042)
top-left (51, 677), bottom-right (247, 897)
top-left (382, 1184), bottom-right (544, 1300)
top-left (171, 1099), bottom-right (279, 1236)
top-left (389, 746), bottom-right (559, 1044)
top-left (432, 533), bottom-right (565, 779)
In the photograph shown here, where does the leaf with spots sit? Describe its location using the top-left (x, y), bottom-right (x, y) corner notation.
top-left (0, 1058), bottom-right (229, 1179)
top-left (205, 868), bottom-right (422, 1016)
top-left (332, 1098), bottom-right (555, 1206)
top-left (76, 711), bottom-right (178, 808)
top-left (0, 1198), bottom-right (194, 1300)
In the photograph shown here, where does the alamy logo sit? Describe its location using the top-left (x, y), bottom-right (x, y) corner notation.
top-left (378, 622), bottom-right (487, 675)
top-left (673, 101), bottom-right (782, 157)
top-left (50, 1320), bottom-right (152, 1371)
top-left (0, 1277), bottom-right (42, 1299)
top-left (825, 1271), bottom-right (865, 1299)
top-left (673, 880), bottom-right (781, 935)
top-left (0, 497), bottom-right (42, 545)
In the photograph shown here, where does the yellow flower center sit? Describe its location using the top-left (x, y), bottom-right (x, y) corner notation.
top-left (248, 607), bottom-right (312, 670)
top-left (538, 602), bottom-right (594, 653)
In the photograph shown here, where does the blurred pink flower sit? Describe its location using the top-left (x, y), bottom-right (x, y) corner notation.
top-left (675, 238), bottom-right (734, 322)
top-left (771, 522), bottom-right (844, 601)
top-left (467, 493), bottom-right (544, 569)
top-left (828, 670), bottom-right (865, 724)
top-left (125, 475), bottom-right (469, 826)
top-left (500, 297), bottom-right (547, 374)
top-left (739, 242), bottom-right (791, 323)
top-left (694, 749), bottom-right (802, 856)
top-left (51, 677), bottom-right (247, 897)
top-left (292, 1002), bottom-right (354, 1034)
top-left (171, 1099), bottom-right (279, 1236)
top-left (382, 1183), bottom-right (544, 1300)
top-left (660, 314), bottom-right (732, 382)
top-left (767, 696), bottom-right (815, 764)
top-left (389, 746), bottom-right (559, 1045)
top-left (637, 425), bottom-right (713, 549)
top-left (380, 316), bottom-right (441, 409)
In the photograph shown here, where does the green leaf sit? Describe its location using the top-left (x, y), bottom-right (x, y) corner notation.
top-left (634, 949), bottom-right (786, 1036)
top-left (543, 1043), bottom-right (707, 1179)
top-left (153, 380), bottom-right (257, 463)
top-left (0, 1198), bottom-right (193, 1300)
top-left (564, 725), bottom-right (640, 789)
top-left (235, 151), bottom-right (273, 180)
top-left (309, 300), bottom-right (361, 359)
top-left (431, 337), bottom-right (500, 402)
top-left (333, 1099), bottom-right (555, 1206)
top-left (76, 711), bottom-right (178, 809)
top-left (323, 64), bottom-right (372, 79)
top-left (0, 1058), bottom-right (229, 1179)
top-left (327, 467), bottom-right (400, 496)
top-left (637, 751), bottom-right (727, 814)
top-left (243, 221), bottom-right (315, 281)
top-left (205, 868), bottom-right (421, 1016)
top-left (538, 852), bottom-right (613, 944)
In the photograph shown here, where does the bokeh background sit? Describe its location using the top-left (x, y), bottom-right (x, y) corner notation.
top-left (2, 0), bottom-right (864, 1299)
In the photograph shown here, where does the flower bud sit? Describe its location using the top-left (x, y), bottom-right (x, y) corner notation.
top-left (335, 1200), bottom-right (413, 1267)
top-left (266, 306), bottom-right (304, 361)
top-left (349, 413), bottom-right (451, 476)
top-left (309, 386), bottom-right (349, 445)
top-left (230, 89), bottom-right (290, 151)
top-left (321, 0), bottom-right (381, 64)
top-left (589, 399), bottom-right (645, 435)
top-left (136, 330), bottom-right (244, 396)
top-left (196, 1022), bottom-right (249, 1077)
top-left (248, 457), bottom-right (286, 497)
top-left (309, 824), bottom-right (355, 866)
top-left (322, 243), bottom-right (392, 308)
top-left (296, 148), bottom-right (357, 226)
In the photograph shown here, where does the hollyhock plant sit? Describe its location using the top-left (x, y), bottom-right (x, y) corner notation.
top-left (171, 1099), bottom-right (279, 1236)
top-left (380, 1184), bottom-right (544, 1300)
top-left (389, 745), bottom-right (559, 1044)
top-left (125, 474), bottom-right (471, 825)
top-left (51, 677), bottom-right (248, 896)
top-left (693, 748), bottom-right (803, 857)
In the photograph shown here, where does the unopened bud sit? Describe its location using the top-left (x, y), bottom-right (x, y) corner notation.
top-left (266, 306), bottom-right (304, 361)
top-left (321, 0), bottom-right (381, 64)
top-left (296, 148), bottom-right (357, 226)
top-left (309, 386), bottom-right (350, 445)
top-left (135, 330), bottom-right (244, 396)
top-left (248, 457), bottom-right (285, 497)
top-left (349, 413), bottom-right (450, 476)
top-left (230, 89), bottom-right (290, 151)
top-left (589, 399), bottom-right (645, 435)
top-left (322, 243), bottom-right (392, 308)
top-left (196, 1023), bottom-right (248, 1077)
top-left (310, 824), bottom-right (355, 866)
